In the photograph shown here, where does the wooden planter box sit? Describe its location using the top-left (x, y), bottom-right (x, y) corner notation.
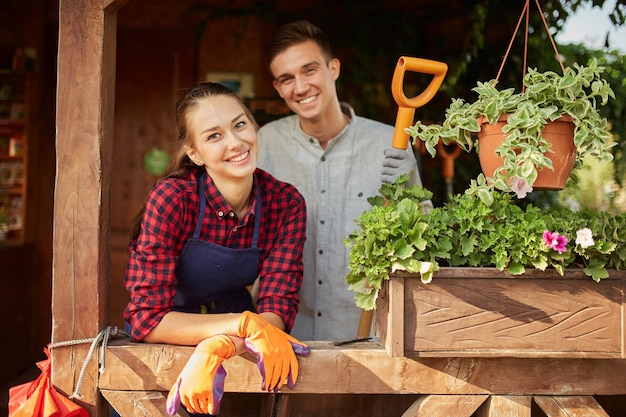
top-left (375, 267), bottom-right (626, 358)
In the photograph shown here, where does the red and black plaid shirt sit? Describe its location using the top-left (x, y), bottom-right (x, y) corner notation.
top-left (124, 168), bottom-right (306, 341)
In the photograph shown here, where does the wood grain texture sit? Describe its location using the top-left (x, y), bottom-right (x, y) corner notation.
top-left (100, 390), bottom-right (182, 417)
top-left (99, 341), bottom-right (626, 396)
top-left (52, 0), bottom-right (118, 415)
top-left (401, 394), bottom-right (488, 417)
top-left (477, 395), bottom-right (532, 417)
top-left (534, 396), bottom-right (610, 417)
top-left (377, 268), bottom-right (626, 358)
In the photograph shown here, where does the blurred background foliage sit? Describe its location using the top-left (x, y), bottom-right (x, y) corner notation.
top-left (305, 0), bottom-right (626, 208)
top-left (191, 0), bottom-right (625, 207)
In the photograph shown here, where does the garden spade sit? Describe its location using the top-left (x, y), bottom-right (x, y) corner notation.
top-left (356, 57), bottom-right (449, 339)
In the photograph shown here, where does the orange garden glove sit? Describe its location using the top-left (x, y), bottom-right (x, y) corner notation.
top-left (237, 311), bottom-right (310, 392)
top-left (166, 335), bottom-right (235, 415)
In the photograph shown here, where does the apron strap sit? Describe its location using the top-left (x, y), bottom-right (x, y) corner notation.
top-left (193, 172), bottom-right (262, 248)
top-left (192, 173), bottom-right (207, 239)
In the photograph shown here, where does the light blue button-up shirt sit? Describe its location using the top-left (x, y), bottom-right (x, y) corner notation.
top-left (257, 103), bottom-right (420, 341)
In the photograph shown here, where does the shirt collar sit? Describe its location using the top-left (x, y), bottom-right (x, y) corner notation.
top-left (202, 171), bottom-right (258, 221)
top-left (294, 102), bottom-right (355, 149)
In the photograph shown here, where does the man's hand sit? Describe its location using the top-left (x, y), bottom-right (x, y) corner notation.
top-left (237, 311), bottom-right (310, 391)
top-left (166, 335), bottom-right (235, 415)
top-left (381, 148), bottom-right (417, 184)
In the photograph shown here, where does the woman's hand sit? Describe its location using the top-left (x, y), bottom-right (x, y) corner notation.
top-left (166, 334), bottom-right (236, 415)
top-left (237, 311), bottom-right (310, 391)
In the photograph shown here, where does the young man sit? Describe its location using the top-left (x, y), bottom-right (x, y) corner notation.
top-left (257, 20), bottom-right (425, 341)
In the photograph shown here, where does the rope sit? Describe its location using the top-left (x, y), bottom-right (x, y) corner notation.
top-left (495, 0), bottom-right (529, 85)
top-left (48, 325), bottom-right (130, 399)
top-left (495, 0), bottom-right (565, 87)
top-left (534, 0), bottom-right (566, 73)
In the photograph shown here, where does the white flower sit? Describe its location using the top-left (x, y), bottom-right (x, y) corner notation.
top-left (510, 177), bottom-right (533, 199)
top-left (575, 228), bottom-right (595, 249)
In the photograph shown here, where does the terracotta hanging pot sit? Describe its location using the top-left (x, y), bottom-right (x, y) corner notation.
top-left (477, 114), bottom-right (576, 190)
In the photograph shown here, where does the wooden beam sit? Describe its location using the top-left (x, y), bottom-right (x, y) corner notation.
top-left (401, 395), bottom-right (488, 417)
top-left (477, 395), bottom-right (532, 417)
top-left (375, 276), bottom-right (405, 356)
top-left (52, 0), bottom-right (119, 415)
top-left (104, 0), bottom-right (131, 12)
top-left (99, 341), bottom-right (626, 396)
top-left (534, 396), bottom-right (610, 417)
top-left (100, 390), bottom-right (186, 417)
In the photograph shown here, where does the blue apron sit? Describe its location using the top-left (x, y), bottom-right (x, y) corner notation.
top-left (172, 173), bottom-right (262, 314)
top-left (113, 176), bottom-right (259, 417)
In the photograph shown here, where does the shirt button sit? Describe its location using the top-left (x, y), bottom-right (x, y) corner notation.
top-left (218, 211), bottom-right (224, 217)
top-left (320, 220), bottom-right (325, 225)
top-left (320, 189), bottom-right (326, 194)
top-left (309, 138), bottom-right (315, 143)
top-left (318, 280), bottom-right (323, 285)
top-left (318, 249), bottom-right (323, 255)
top-left (358, 192), bottom-right (363, 197)
top-left (321, 156), bottom-right (326, 162)
top-left (233, 227), bottom-right (238, 232)
top-left (317, 311), bottom-right (322, 317)
top-left (229, 212), bottom-right (235, 217)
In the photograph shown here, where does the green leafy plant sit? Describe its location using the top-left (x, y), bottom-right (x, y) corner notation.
top-left (345, 176), bottom-right (626, 310)
top-left (406, 59), bottom-right (616, 203)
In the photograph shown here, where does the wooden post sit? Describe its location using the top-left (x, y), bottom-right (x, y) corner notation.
top-left (52, 0), bottom-right (127, 415)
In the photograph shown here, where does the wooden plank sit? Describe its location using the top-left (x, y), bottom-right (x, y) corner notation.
top-left (534, 396), bottom-right (610, 417)
top-left (52, 0), bottom-right (119, 416)
top-left (477, 395), bottom-right (532, 417)
top-left (104, 0), bottom-right (131, 12)
top-left (100, 390), bottom-right (185, 417)
top-left (386, 277), bottom-right (405, 356)
top-left (102, 390), bottom-right (290, 417)
top-left (401, 394), bottom-right (487, 417)
top-left (99, 341), bottom-right (626, 396)
top-left (391, 269), bottom-right (625, 358)
top-left (393, 268), bottom-right (626, 280)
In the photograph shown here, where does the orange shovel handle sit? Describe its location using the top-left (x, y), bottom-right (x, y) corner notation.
top-left (391, 57), bottom-right (448, 149)
top-left (437, 140), bottom-right (463, 179)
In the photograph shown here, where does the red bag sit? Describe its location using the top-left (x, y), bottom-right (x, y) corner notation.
top-left (8, 348), bottom-right (89, 417)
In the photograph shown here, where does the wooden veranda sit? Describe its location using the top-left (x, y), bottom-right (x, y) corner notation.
top-left (52, 1), bottom-right (626, 416)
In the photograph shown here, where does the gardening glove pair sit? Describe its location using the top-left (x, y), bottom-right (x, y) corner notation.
top-left (237, 311), bottom-right (310, 391)
top-left (166, 334), bottom-right (235, 416)
top-left (381, 147), bottom-right (419, 186)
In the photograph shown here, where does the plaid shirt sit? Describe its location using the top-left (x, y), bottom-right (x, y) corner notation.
top-left (124, 168), bottom-right (306, 341)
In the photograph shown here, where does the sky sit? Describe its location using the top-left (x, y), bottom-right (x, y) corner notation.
top-left (556, 1), bottom-right (626, 52)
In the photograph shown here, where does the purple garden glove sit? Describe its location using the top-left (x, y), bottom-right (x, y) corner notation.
top-left (236, 311), bottom-right (310, 392)
top-left (166, 335), bottom-right (235, 415)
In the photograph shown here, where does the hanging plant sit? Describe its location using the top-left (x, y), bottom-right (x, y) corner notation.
top-left (406, 0), bottom-right (616, 205)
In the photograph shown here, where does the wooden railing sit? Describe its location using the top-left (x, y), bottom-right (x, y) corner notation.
top-left (98, 340), bottom-right (626, 416)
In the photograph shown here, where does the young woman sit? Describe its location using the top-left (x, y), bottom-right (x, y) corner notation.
top-left (123, 82), bottom-right (308, 415)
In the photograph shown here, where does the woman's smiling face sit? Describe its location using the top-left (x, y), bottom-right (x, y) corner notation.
top-left (185, 94), bottom-right (258, 182)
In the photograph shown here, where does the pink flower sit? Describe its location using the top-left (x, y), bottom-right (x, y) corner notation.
top-left (575, 228), bottom-right (594, 248)
top-left (510, 177), bottom-right (533, 199)
top-left (543, 230), bottom-right (568, 254)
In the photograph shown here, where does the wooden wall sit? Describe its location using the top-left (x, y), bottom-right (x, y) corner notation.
top-left (1, 0), bottom-right (483, 385)
top-left (109, 8), bottom-right (284, 327)
top-left (109, 26), bottom-right (196, 328)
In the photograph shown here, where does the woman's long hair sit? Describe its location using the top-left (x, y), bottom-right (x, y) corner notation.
top-left (130, 82), bottom-right (259, 239)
